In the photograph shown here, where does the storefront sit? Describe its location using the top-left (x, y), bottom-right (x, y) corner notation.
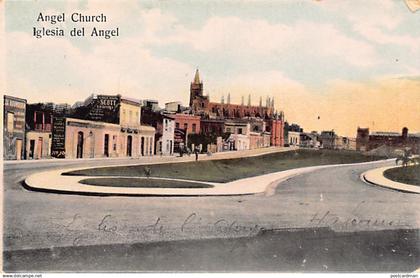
top-left (51, 117), bottom-right (155, 159)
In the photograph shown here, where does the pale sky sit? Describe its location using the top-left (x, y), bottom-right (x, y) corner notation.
top-left (4, 0), bottom-right (420, 136)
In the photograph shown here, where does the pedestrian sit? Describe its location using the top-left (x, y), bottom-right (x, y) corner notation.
top-left (194, 146), bottom-right (199, 161)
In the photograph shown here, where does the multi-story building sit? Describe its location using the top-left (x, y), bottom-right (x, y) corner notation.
top-left (165, 101), bottom-right (182, 113)
top-left (300, 132), bottom-right (320, 148)
top-left (141, 107), bottom-right (175, 156)
top-left (188, 69), bottom-right (285, 147)
top-left (356, 127), bottom-right (420, 154)
top-left (51, 94), bottom-right (155, 159)
top-left (3, 95), bottom-right (26, 160)
top-left (320, 130), bottom-right (340, 149)
top-left (320, 130), bottom-right (355, 150)
top-left (25, 103), bottom-right (53, 159)
top-left (160, 116), bottom-right (175, 155)
top-left (170, 113), bottom-right (201, 135)
top-left (284, 122), bottom-right (302, 146)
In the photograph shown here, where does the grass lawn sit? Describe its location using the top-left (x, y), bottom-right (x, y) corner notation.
top-left (64, 149), bottom-right (384, 183)
top-left (79, 178), bottom-right (213, 188)
top-left (383, 165), bottom-right (420, 186)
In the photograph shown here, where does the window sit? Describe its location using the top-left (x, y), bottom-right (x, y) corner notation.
top-left (176, 123), bottom-right (180, 129)
top-left (226, 127), bottom-right (231, 132)
top-left (184, 123), bottom-right (188, 130)
top-left (192, 123), bottom-right (196, 134)
top-left (113, 135), bottom-right (117, 151)
top-left (238, 128), bottom-right (243, 134)
top-left (7, 112), bottom-right (14, 133)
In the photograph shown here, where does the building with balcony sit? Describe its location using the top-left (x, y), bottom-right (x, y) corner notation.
top-left (25, 103), bottom-right (53, 159)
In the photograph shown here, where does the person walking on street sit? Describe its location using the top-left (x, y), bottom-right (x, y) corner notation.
top-left (194, 146), bottom-right (199, 161)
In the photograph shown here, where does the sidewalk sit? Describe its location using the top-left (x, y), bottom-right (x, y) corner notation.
top-left (362, 166), bottom-right (420, 194)
top-left (4, 146), bottom-right (296, 165)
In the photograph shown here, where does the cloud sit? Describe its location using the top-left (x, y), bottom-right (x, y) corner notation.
top-left (5, 31), bottom-right (193, 105)
top-left (323, 0), bottom-right (420, 53)
top-left (140, 12), bottom-right (379, 68)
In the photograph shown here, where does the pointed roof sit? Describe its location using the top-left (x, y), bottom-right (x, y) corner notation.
top-left (193, 69), bottom-right (201, 84)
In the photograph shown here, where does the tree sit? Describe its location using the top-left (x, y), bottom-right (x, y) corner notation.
top-left (395, 148), bottom-right (415, 167)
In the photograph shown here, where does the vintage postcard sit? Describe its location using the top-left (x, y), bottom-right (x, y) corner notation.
top-left (2, 0), bottom-right (420, 275)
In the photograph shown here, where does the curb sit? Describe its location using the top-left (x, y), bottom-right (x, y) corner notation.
top-left (361, 165), bottom-right (420, 194)
top-left (24, 159), bottom-right (392, 197)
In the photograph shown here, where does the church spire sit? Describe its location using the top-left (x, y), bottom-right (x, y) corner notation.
top-left (193, 69), bottom-right (201, 84)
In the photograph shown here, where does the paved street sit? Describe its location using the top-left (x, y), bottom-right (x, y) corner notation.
top-left (3, 152), bottom-right (420, 271)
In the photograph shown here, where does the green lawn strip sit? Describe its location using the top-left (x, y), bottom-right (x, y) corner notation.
top-left (64, 149), bottom-right (384, 183)
top-left (383, 165), bottom-right (420, 186)
top-left (79, 178), bottom-right (214, 188)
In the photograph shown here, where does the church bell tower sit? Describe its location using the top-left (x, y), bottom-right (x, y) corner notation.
top-left (189, 69), bottom-right (203, 107)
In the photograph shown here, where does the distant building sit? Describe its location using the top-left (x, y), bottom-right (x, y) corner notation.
top-left (188, 69), bottom-right (284, 147)
top-left (223, 118), bottom-right (271, 150)
top-left (200, 119), bottom-right (225, 137)
top-left (141, 108), bottom-right (175, 156)
top-left (165, 101), bottom-right (182, 113)
top-left (356, 127), bottom-right (420, 154)
top-left (320, 130), bottom-right (339, 149)
top-left (288, 131), bottom-right (301, 146)
top-left (169, 114), bottom-right (201, 135)
top-left (190, 69), bottom-right (275, 119)
top-left (160, 116), bottom-right (175, 155)
top-left (142, 99), bottom-right (160, 111)
top-left (356, 128), bottom-right (369, 151)
top-left (300, 132), bottom-right (320, 148)
top-left (320, 130), bottom-right (355, 150)
top-left (284, 122), bottom-right (302, 146)
top-left (3, 95), bottom-right (26, 160)
top-left (53, 103), bottom-right (72, 115)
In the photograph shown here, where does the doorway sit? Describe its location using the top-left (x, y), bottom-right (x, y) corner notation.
top-left (127, 135), bottom-right (132, 157)
top-left (104, 134), bottom-right (109, 157)
top-left (37, 137), bottom-right (43, 159)
top-left (141, 137), bottom-right (145, 156)
top-left (77, 131), bottom-right (84, 159)
top-left (29, 140), bottom-right (35, 159)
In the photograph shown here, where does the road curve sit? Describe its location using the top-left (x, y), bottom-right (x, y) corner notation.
top-left (3, 157), bottom-right (420, 252)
